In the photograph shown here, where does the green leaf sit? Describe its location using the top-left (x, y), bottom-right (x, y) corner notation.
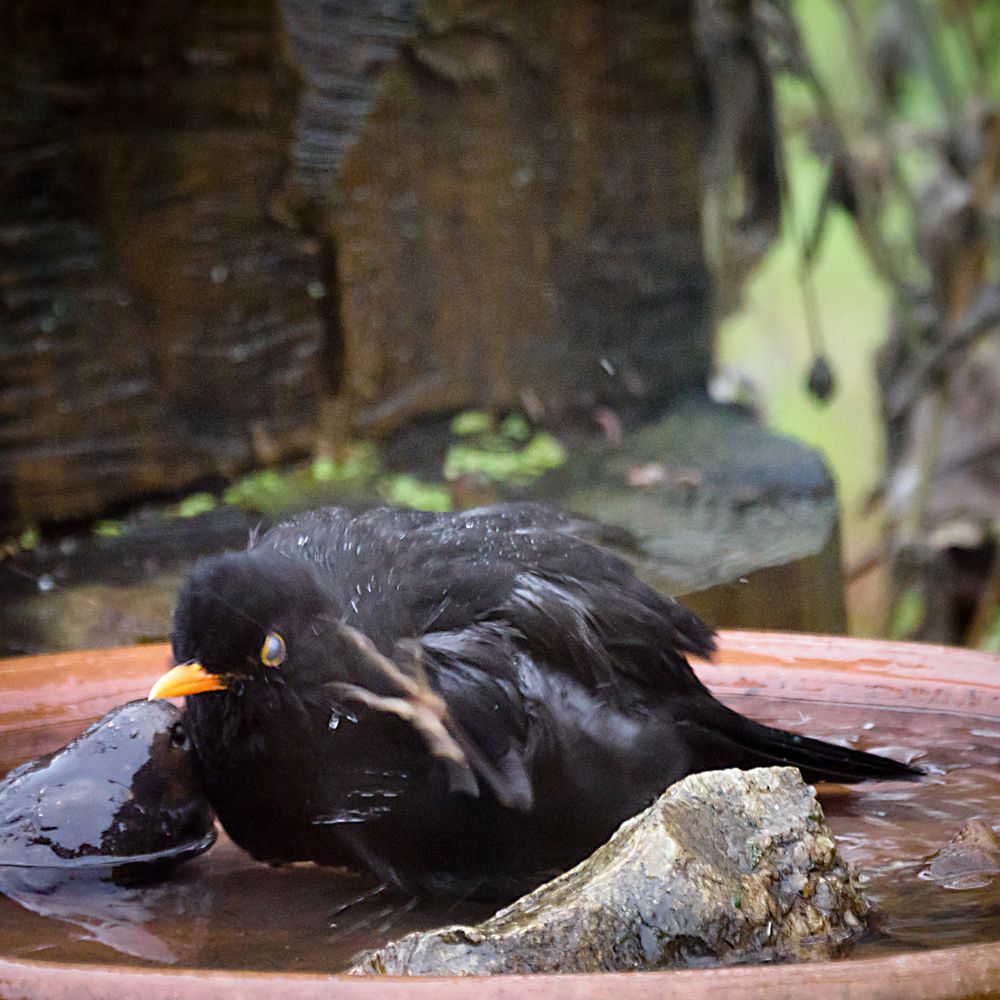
top-left (379, 474), bottom-right (452, 512)
top-left (93, 519), bottom-right (125, 539)
top-left (451, 410), bottom-right (494, 436)
top-left (18, 527), bottom-right (39, 550)
top-left (499, 412), bottom-right (531, 442)
top-left (176, 492), bottom-right (217, 518)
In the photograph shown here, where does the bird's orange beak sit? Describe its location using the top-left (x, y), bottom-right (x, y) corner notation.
top-left (148, 661), bottom-right (227, 700)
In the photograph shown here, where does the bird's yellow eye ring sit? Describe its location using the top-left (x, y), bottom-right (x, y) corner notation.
top-left (260, 631), bottom-right (287, 667)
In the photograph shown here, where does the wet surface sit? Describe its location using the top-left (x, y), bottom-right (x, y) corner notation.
top-left (1, 693), bottom-right (999, 971)
top-left (0, 701), bottom-right (215, 877)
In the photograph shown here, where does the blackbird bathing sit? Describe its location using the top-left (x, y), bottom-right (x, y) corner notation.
top-left (149, 503), bottom-right (919, 899)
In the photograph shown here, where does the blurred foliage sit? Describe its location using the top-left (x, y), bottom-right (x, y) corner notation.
top-left (890, 585), bottom-right (926, 639)
top-left (444, 411), bottom-right (566, 485)
top-left (175, 492), bottom-right (217, 518)
top-left (720, 0), bottom-right (1000, 642)
top-left (18, 527), bottom-right (39, 551)
top-left (981, 610), bottom-right (1000, 653)
top-left (113, 413), bottom-right (565, 523)
top-left (451, 411), bottom-right (494, 436)
top-left (378, 475), bottom-right (452, 512)
top-left (215, 443), bottom-right (381, 517)
top-left (308, 444), bottom-right (380, 485)
top-left (92, 520), bottom-right (126, 539)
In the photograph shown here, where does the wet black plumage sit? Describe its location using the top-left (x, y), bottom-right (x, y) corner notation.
top-left (165, 503), bottom-right (919, 899)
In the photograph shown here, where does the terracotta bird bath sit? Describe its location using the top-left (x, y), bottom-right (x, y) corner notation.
top-left (3, 632), bottom-right (1000, 999)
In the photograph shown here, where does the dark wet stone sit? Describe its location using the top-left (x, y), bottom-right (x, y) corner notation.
top-left (0, 701), bottom-right (216, 882)
top-left (352, 767), bottom-right (870, 975)
top-left (524, 400), bottom-right (846, 633)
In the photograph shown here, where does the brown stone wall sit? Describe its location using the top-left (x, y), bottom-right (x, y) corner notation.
top-left (333, 1), bottom-right (709, 432)
top-left (0, 0), bottom-right (710, 530)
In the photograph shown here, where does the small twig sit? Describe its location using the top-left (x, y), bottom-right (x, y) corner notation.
top-left (899, 385), bottom-right (950, 543)
top-left (337, 625), bottom-right (430, 703)
top-left (846, 540), bottom-right (892, 583)
top-left (798, 247), bottom-right (826, 359)
top-left (887, 285), bottom-right (1000, 421)
top-left (333, 625), bottom-right (532, 810)
top-left (899, 0), bottom-right (961, 128)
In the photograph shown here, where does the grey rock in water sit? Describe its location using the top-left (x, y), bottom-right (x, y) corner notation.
top-left (925, 819), bottom-right (1000, 889)
top-left (352, 767), bottom-right (869, 975)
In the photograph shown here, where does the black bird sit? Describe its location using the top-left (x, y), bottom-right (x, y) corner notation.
top-left (149, 503), bottom-right (919, 899)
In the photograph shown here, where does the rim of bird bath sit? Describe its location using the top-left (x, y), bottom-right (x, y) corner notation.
top-left (3, 631), bottom-right (1000, 1000)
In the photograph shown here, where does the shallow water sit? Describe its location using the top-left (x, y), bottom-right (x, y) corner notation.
top-left (1, 694), bottom-right (998, 971)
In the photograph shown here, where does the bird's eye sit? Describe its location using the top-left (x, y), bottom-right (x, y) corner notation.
top-left (260, 631), bottom-right (287, 667)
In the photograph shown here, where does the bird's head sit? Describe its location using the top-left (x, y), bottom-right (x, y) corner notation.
top-left (148, 551), bottom-right (335, 701)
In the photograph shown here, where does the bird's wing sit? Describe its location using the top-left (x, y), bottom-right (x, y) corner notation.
top-left (393, 504), bottom-right (716, 693)
top-left (262, 502), bottom-right (715, 694)
top-left (417, 622), bottom-right (537, 811)
top-left (315, 619), bottom-right (536, 812)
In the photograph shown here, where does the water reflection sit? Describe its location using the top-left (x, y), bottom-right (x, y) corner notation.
top-left (0, 866), bottom-right (211, 963)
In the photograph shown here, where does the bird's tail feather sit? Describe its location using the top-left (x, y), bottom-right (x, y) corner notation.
top-left (686, 703), bottom-right (922, 784)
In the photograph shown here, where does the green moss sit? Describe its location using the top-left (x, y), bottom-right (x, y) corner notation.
top-left (444, 432), bottom-right (565, 485)
top-left (379, 474), bottom-right (452, 512)
top-left (176, 492), bottom-right (217, 518)
top-left (451, 411), bottom-right (494, 436)
top-left (18, 527), bottom-right (39, 551)
top-left (93, 519), bottom-right (125, 539)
